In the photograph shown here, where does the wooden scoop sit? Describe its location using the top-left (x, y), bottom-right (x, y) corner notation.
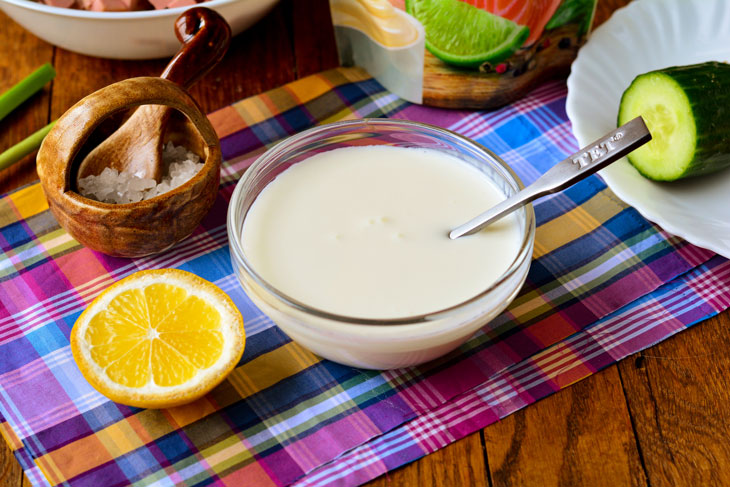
top-left (76, 7), bottom-right (231, 182)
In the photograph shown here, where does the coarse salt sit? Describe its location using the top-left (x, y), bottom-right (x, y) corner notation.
top-left (78, 142), bottom-right (204, 204)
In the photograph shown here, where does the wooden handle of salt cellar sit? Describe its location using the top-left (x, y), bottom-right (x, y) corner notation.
top-left (161, 7), bottom-right (232, 89)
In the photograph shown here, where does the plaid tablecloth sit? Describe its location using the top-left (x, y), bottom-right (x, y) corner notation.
top-left (1, 67), bottom-right (728, 487)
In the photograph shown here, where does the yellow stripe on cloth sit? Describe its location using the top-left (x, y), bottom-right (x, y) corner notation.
top-left (36, 434), bottom-right (112, 485)
top-left (95, 420), bottom-right (146, 458)
top-left (286, 74), bottom-right (334, 104)
top-left (233, 96), bottom-right (275, 128)
top-left (36, 404), bottom-right (214, 484)
top-left (507, 292), bottom-right (552, 324)
top-left (6, 184), bottom-right (48, 222)
top-left (199, 434), bottom-right (255, 473)
top-left (208, 106), bottom-right (248, 139)
top-left (38, 228), bottom-right (77, 254)
top-left (321, 108), bottom-right (360, 125)
top-left (227, 342), bottom-right (320, 398)
top-left (0, 421), bottom-right (22, 450)
top-left (229, 68), bottom-right (370, 129)
top-left (166, 396), bottom-right (219, 429)
top-left (533, 189), bottom-right (627, 259)
top-left (336, 67), bottom-right (373, 84)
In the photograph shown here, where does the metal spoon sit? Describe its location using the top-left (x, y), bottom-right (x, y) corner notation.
top-left (449, 116), bottom-right (652, 239)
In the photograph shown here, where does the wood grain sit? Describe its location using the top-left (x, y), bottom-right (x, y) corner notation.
top-left (48, 4), bottom-right (295, 121)
top-left (593, 0), bottom-right (630, 26)
top-left (0, 441), bottom-right (24, 487)
top-left (421, 24), bottom-right (583, 109)
top-left (485, 366), bottom-right (646, 487)
top-left (288, 0), bottom-right (339, 78)
top-left (0, 13), bottom-right (53, 193)
top-left (367, 432), bottom-right (489, 487)
top-left (185, 1), bottom-right (297, 110)
top-left (618, 314), bottom-right (730, 486)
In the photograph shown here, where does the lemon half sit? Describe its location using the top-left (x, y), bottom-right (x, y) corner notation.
top-left (71, 269), bottom-right (245, 409)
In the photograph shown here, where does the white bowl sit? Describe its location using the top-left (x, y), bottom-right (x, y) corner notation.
top-left (0, 0), bottom-right (278, 59)
top-left (227, 119), bottom-right (535, 369)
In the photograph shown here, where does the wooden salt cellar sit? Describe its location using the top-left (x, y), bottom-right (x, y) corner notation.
top-left (36, 77), bottom-right (221, 258)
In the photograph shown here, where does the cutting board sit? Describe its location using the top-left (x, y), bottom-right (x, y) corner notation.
top-left (421, 24), bottom-right (583, 109)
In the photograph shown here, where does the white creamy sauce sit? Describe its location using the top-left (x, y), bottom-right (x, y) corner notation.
top-left (241, 145), bottom-right (521, 319)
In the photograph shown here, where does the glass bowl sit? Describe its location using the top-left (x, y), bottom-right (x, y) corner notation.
top-left (227, 119), bottom-right (535, 369)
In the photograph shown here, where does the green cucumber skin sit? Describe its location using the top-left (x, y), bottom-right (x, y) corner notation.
top-left (621, 61), bottom-right (730, 180)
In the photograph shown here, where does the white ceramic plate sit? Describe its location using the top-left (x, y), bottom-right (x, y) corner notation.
top-left (0, 0), bottom-right (277, 59)
top-left (566, 0), bottom-right (730, 258)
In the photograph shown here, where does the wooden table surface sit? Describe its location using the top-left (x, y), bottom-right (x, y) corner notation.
top-left (2, 1), bottom-right (730, 485)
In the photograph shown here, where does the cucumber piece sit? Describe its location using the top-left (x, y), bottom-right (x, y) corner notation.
top-left (617, 61), bottom-right (730, 181)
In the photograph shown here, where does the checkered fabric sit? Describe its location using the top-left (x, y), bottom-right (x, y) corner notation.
top-left (1, 68), bottom-right (727, 487)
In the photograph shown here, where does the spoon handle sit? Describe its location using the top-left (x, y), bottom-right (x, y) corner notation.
top-left (449, 116), bottom-right (652, 239)
top-left (161, 7), bottom-right (232, 89)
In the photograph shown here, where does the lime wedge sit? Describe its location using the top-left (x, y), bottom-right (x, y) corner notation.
top-left (407, 0), bottom-right (529, 68)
